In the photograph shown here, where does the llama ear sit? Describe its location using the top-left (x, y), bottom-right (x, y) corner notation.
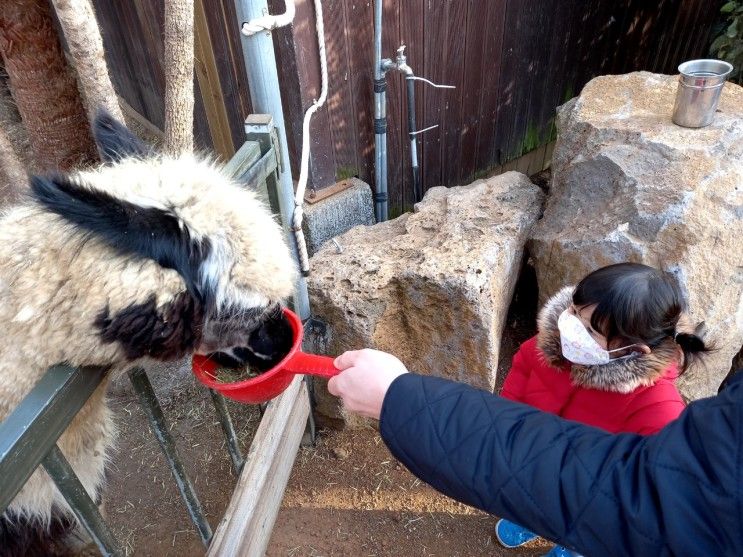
top-left (92, 108), bottom-right (150, 163)
top-left (30, 174), bottom-right (213, 303)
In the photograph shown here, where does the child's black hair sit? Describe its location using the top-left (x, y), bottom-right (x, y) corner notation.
top-left (572, 262), bottom-right (712, 372)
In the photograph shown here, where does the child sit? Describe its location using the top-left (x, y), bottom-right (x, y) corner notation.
top-left (495, 262), bottom-right (710, 557)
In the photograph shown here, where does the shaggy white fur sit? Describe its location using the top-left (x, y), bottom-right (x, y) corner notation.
top-left (0, 112), bottom-right (296, 543)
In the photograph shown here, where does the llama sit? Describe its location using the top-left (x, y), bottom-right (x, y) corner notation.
top-left (0, 111), bottom-right (297, 555)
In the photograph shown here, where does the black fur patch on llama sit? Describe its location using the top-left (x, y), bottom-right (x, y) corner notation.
top-left (0, 511), bottom-right (76, 557)
top-left (95, 292), bottom-right (204, 361)
top-left (30, 174), bottom-right (213, 304)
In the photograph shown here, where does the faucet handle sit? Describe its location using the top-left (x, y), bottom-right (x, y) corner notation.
top-left (396, 44), bottom-right (407, 62)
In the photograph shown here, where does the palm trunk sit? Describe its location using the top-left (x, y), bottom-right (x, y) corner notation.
top-left (49, 0), bottom-right (125, 124)
top-left (163, 0), bottom-right (195, 155)
top-left (0, 0), bottom-right (96, 171)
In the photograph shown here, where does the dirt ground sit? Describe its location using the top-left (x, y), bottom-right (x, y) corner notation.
top-left (104, 262), bottom-right (543, 556)
top-left (105, 408), bottom-right (548, 557)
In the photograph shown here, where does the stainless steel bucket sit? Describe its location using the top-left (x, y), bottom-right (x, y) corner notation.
top-left (672, 59), bottom-right (734, 128)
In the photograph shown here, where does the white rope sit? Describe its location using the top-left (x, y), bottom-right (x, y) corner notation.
top-left (241, 0), bottom-right (296, 36)
top-left (292, 0), bottom-right (328, 276)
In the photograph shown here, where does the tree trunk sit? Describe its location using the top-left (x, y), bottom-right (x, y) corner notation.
top-left (163, 0), bottom-right (195, 155)
top-left (49, 0), bottom-right (125, 124)
top-left (0, 0), bottom-right (97, 171)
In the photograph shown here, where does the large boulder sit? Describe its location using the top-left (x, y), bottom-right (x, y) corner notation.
top-left (529, 71), bottom-right (743, 401)
top-left (307, 172), bottom-right (544, 426)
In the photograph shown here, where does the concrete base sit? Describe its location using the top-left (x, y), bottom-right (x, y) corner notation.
top-left (302, 178), bottom-right (375, 256)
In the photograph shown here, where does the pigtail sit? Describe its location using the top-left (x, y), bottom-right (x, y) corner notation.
top-left (674, 322), bottom-right (715, 372)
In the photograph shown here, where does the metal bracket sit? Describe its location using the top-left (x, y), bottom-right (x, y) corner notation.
top-left (244, 114), bottom-right (283, 214)
top-left (410, 124), bottom-right (440, 136)
top-left (245, 114), bottom-right (283, 175)
top-left (405, 75), bottom-right (456, 89)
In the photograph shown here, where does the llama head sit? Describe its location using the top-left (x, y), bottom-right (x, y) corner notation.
top-left (28, 110), bottom-right (297, 364)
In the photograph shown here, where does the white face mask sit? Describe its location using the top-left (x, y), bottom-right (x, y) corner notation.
top-left (557, 309), bottom-right (637, 366)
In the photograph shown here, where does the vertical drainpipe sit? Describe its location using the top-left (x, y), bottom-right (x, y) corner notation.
top-left (373, 0), bottom-right (388, 222)
top-left (235, 0), bottom-right (310, 320)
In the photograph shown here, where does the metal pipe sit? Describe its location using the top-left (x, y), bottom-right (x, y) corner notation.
top-left (373, 0), bottom-right (388, 222)
top-left (127, 367), bottom-right (212, 546)
top-left (236, 0), bottom-right (311, 320)
top-left (42, 445), bottom-right (123, 557)
top-left (395, 46), bottom-right (421, 204)
top-left (208, 389), bottom-right (244, 474)
top-left (405, 75), bottom-right (421, 203)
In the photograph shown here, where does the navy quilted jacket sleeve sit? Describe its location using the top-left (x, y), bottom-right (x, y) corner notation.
top-left (379, 372), bottom-right (743, 557)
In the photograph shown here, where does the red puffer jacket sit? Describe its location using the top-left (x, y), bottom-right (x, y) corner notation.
top-left (501, 287), bottom-right (686, 435)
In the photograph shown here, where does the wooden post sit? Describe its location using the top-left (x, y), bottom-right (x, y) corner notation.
top-left (269, 0), bottom-right (336, 190)
top-left (194, 0), bottom-right (235, 160)
top-left (206, 376), bottom-right (310, 556)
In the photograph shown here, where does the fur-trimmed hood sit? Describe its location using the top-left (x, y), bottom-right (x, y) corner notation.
top-left (536, 286), bottom-right (683, 393)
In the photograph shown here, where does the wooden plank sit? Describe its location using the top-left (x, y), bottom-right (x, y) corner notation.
top-left (493, 0), bottom-right (537, 164)
top-left (677, 0), bottom-right (710, 70)
top-left (346, 0), bottom-right (375, 183)
top-left (526, 144), bottom-right (547, 176)
top-left (474, 0), bottom-right (507, 172)
top-left (420, 0), bottom-right (449, 193)
top-left (91, 1), bottom-right (149, 121)
top-left (291, 0), bottom-right (336, 189)
top-left (520, 0), bottom-right (556, 156)
top-left (581, 0), bottom-right (613, 84)
top-left (207, 0), bottom-right (254, 149)
top-left (440, 0), bottom-right (468, 189)
top-left (117, 94), bottom-right (163, 139)
top-left (536, 0), bottom-right (578, 146)
top-left (457, 0), bottom-right (490, 186)
top-left (515, 151), bottom-right (531, 175)
top-left (399, 0), bottom-right (423, 211)
top-left (223, 140), bottom-right (262, 181)
top-left (194, 0), bottom-right (235, 160)
top-left (323, 0), bottom-right (360, 183)
top-left (127, 0), bottom-right (165, 127)
top-left (206, 377), bottom-right (310, 557)
top-left (272, 22), bottom-right (304, 178)
top-left (543, 140), bottom-right (556, 170)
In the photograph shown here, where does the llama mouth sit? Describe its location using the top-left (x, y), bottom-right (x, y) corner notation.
top-left (195, 302), bottom-right (284, 356)
top-left (198, 306), bottom-right (293, 371)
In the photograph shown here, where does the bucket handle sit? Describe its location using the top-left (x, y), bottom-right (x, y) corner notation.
top-left (286, 352), bottom-right (339, 379)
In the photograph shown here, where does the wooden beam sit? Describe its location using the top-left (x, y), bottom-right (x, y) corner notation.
top-left (206, 376), bottom-right (310, 556)
top-left (117, 94), bottom-right (164, 140)
top-left (194, 0), bottom-right (235, 160)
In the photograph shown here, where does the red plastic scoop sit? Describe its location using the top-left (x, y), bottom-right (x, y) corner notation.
top-left (192, 308), bottom-right (338, 404)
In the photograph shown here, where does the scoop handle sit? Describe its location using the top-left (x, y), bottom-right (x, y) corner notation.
top-left (286, 352), bottom-right (339, 379)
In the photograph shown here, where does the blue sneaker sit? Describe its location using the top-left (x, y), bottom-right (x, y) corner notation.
top-left (543, 546), bottom-right (583, 557)
top-left (494, 518), bottom-right (538, 548)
